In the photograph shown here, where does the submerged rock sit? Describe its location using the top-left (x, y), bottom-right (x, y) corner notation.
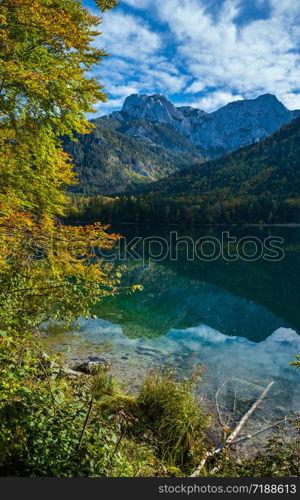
top-left (72, 357), bottom-right (111, 374)
top-left (136, 345), bottom-right (167, 357)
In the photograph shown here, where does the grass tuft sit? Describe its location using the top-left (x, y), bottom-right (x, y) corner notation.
top-left (136, 368), bottom-right (209, 467)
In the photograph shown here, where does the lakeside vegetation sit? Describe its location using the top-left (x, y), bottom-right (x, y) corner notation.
top-left (1, 342), bottom-right (300, 477)
top-left (0, 0), bottom-right (299, 478)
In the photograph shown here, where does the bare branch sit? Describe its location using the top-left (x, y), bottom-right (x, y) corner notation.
top-left (226, 382), bottom-right (238, 427)
top-left (38, 359), bottom-right (57, 418)
top-left (215, 379), bottom-right (227, 428)
top-left (233, 416), bottom-right (288, 445)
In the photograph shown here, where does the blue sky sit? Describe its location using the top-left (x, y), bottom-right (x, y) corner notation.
top-left (83, 0), bottom-right (300, 116)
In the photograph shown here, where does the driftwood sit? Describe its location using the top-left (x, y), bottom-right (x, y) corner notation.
top-left (190, 381), bottom-right (274, 477)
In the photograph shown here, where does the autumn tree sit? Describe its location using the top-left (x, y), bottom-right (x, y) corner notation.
top-left (0, 0), bottom-right (123, 337)
top-left (0, 3), bottom-right (135, 465)
top-left (0, 3), bottom-right (151, 477)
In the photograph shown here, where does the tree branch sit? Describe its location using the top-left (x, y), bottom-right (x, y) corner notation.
top-left (233, 416), bottom-right (288, 445)
top-left (76, 392), bottom-right (94, 452)
top-left (190, 381), bottom-right (274, 477)
top-left (38, 358), bottom-right (57, 418)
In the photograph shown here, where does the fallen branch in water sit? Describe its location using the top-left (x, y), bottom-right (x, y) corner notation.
top-left (215, 379), bottom-right (227, 429)
top-left (214, 374), bottom-right (239, 438)
top-left (190, 381), bottom-right (274, 477)
top-left (233, 416), bottom-right (288, 445)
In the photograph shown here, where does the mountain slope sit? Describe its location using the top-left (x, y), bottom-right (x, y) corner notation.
top-left (64, 118), bottom-right (202, 195)
top-left (143, 115), bottom-right (300, 200)
top-left (74, 117), bottom-right (300, 224)
top-left (64, 93), bottom-right (299, 195)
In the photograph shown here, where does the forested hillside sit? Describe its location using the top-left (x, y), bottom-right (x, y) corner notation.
top-left (63, 117), bottom-right (203, 195)
top-left (144, 115), bottom-right (300, 200)
top-left (70, 117), bottom-right (300, 224)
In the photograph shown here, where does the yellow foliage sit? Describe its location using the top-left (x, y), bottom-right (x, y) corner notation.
top-left (0, 0), bottom-right (122, 334)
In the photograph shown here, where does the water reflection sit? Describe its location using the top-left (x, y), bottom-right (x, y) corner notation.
top-left (43, 227), bottom-right (300, 417)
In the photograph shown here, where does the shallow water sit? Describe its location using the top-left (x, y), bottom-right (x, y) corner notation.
top-left (42, 226), bottom-right (300, 422)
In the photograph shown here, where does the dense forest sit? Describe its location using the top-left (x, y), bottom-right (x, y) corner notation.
top-left (68, 117), bottom-right (300, 225)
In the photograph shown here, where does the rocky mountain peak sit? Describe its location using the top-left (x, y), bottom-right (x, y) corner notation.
top-left (121, 94), bottom-right (191, 133)
top-left (105, 92), bottom-right (299, 159)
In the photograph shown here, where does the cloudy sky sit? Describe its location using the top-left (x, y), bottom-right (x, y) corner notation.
top-left (83, 0), bottom-right (300, 116)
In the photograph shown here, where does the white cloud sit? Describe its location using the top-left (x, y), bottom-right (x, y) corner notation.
top-left (102, 84), bottom-right (140, 103)
top-left (89, 0), bottom-right (300, 115)
top-left (94, 11), bottom-right (161, 61)
top-left (186, 81), bottom-right (206, 94)
top-left (140, 67), bottom-right (189, 93)
top-left (122, 0), bottom-right (151, 9)
top-left (270, 0), bottom-right (300, 16)
top-left (96, 97), bottom-right (124, 111)
top-left (192, 91), bottom-right (243, 112)
top-left (280, 93), bottom-right (300, 111)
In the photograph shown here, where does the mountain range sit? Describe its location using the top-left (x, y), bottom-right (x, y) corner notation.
top-left (64, 93), bottom-right (299, 195)
top-left (71, 115), bottom-right (300, 225)
top-left (113, 93), bottom-right (299, 157)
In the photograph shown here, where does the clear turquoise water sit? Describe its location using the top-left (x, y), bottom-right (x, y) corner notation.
top-left (45, 226), bottom-right (300, 419)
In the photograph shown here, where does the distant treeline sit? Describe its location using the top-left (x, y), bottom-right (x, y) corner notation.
top-left (67, 193), bottom-right (300, 225)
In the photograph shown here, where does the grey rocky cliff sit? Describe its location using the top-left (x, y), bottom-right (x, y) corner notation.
top-left (106, 93), bottom-right (299, 159)
top-left (121, 93), bottom-right (191, 135)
